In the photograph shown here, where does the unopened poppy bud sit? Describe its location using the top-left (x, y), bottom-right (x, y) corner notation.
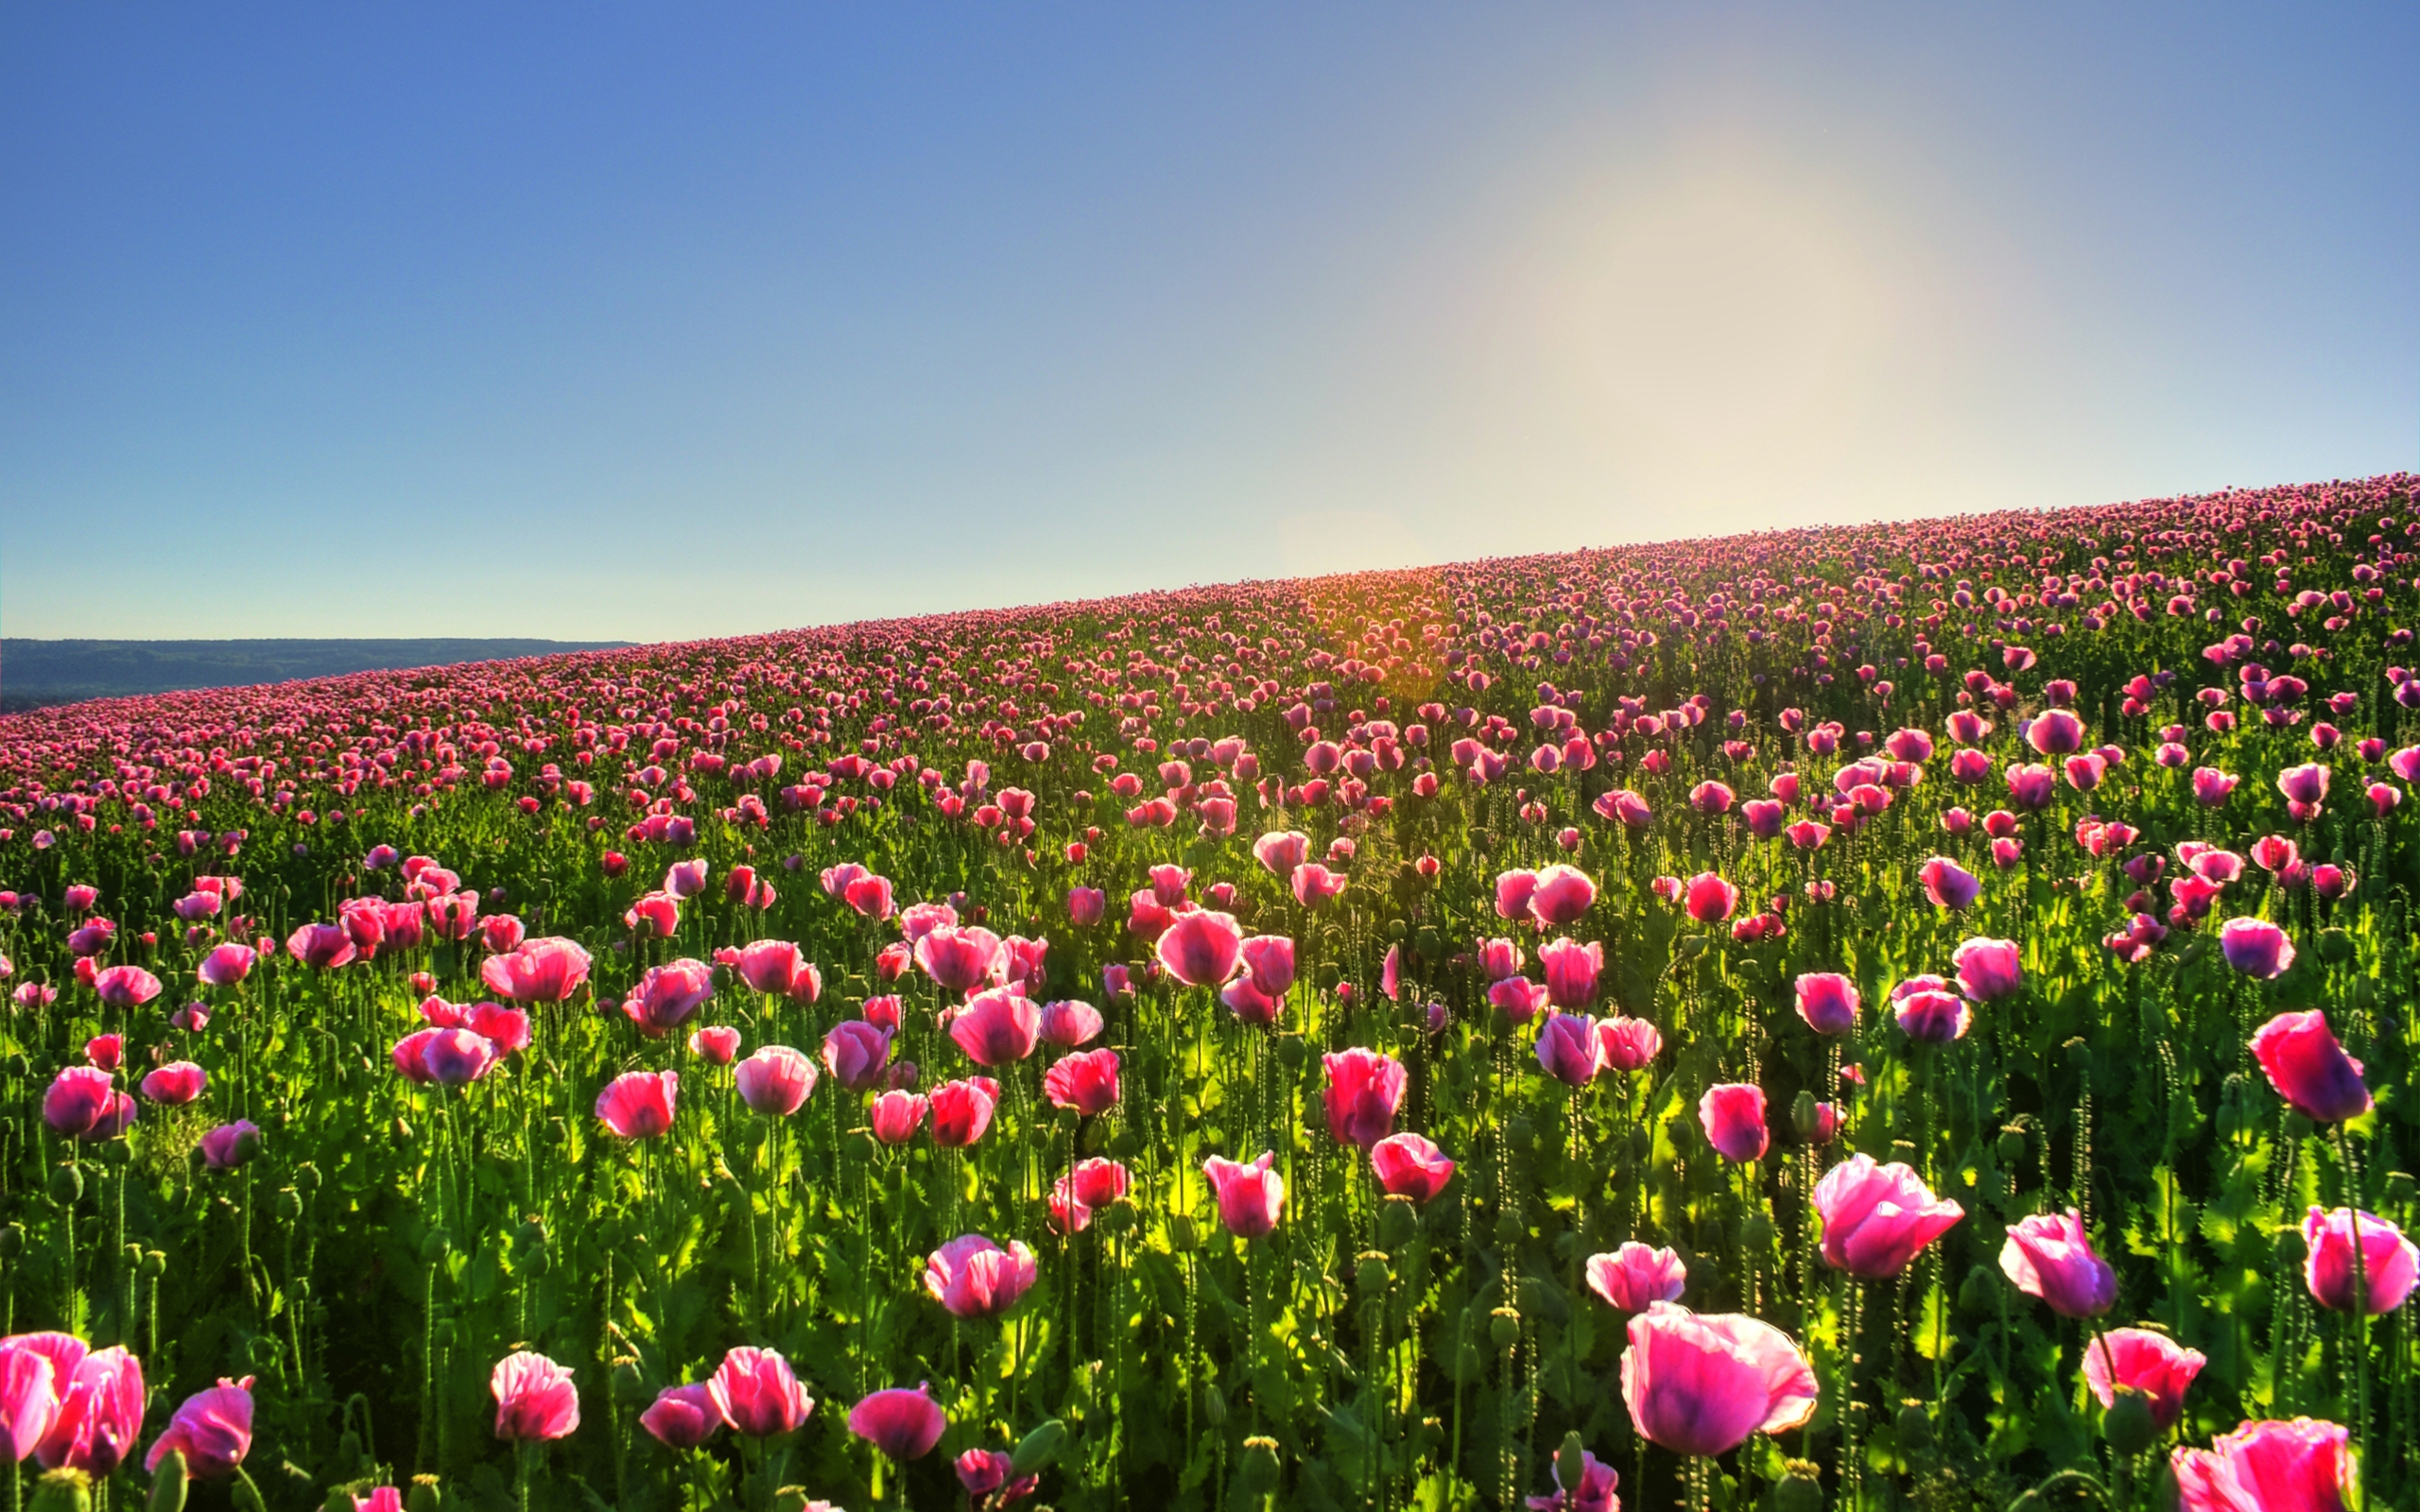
top-left (1203, 1383), bottom-right (1227, 1426)
top-left (1168, 1214), bottom-right (1199, 1252)
top-left (0, 1224), bottom-right (23, 1262)
top-left (1273, 1037), bottom-right (1305, 1069)
top-left (147, 1455), bottom-right (187, 1512)
top-left (49, 1164), bottom-right (82, 1205)
top-left (1011, 1418), bottom-right (1067, 1476)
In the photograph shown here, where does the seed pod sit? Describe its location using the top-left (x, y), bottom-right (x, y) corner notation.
top-left (32, 1469), bottom-right (93, 1512)
top-left (2101, 1385), bottom-right (2156, 1456)
top-left (1894, 1400), bottom-right (1932, 1452)
top-left (1489, 1306), bottom-right (1520, 1349)
top-left (770, 1491), bottom-right (809, 1512)
top-left (1231, 1437), bottom-right (1282, 1503)
top-left (1766, 1460), bottom-right (1825, 1512)
top-left (1356, 1251), bottom-right (1392, 1297)
top-left (1996, 1125), bottom-right (2027, 1163)
top-left (406, 1476), bottom-right (443, 1512)
top-left (1739, 1213), bottom-right (1776, 1248)
top-left (1273, 1037), bottom-right (1306, 1070)
top-left (48, 1164), bottom-right (82, 1206)
top-left (141, 1249), bottom-right (166, 1279)
top-left (2062, 1037), bottom-right (2091, 1070)
top-left (1375, 1194), bottom-right (1418, 1253)
top-left (0, 1225), bottom-right (24, 1262)
top-left (274, 1187), bottom-right (304, 1222)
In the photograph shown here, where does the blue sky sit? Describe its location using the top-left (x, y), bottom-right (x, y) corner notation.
top-left (3, 5), bottom-right (2414, 639)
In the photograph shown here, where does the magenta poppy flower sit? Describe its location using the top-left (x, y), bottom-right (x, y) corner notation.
top-left (1698, 1084), bottom-right (1768, 1162)
top-left (925, 1235), bottom-right (1038, 1319)
top-left (1253, 831), bottom-right (1310, 875)
top-left (1290, 864), bottom-right (1349, 907)
top-left (2170, 1417), bottom-right (2351, 1512)
top-left (1595, 1016), bottom-right (1662, 1072)
top-left (196, 944), bottom-right (256, 988)
top-left (2000, 1210), bottom-right (2118, 1317)
top-left (869, 1091), bottom-right (929, 1144)
top-left (709, 1347), bottom-right (814, 1437)
top-left (729, 940), bottom-right (821, 1003)
top-left (949, 988), bottom-right (1042, 1067)
top-left (1538, 938), bottom-right (1602, 1008)
top-left (622, 959), bottom-right (716, 1037)
top-left (490, 1351), bottom-right (579, 1441)
top-left (1620, 1303), bottom-right (1818, 1456)
top-left (1042, 1050), bottom-right (1119, 1117)
top-left (596, 1071), bottom-right (677, 1139)
top-left (1038, 1000), bottom-right (1104, 1047)
top-left (623, 892), bottom-right (681, 937)
top-left (1533, 1014), bottom-right (1604, 1087)
top-left (199, 1121), bottom-right (261, 1170)
top-left (639, 1383), bottom-right (726, 1450)
top-left (2249, 1010), bottom-right (2370, 1122)
top-left (822, 1021), bottom-right (893, 1091)
top-left (2081, 1328), bottom-right (2204, 1432)
top-left (1585, 1243), bottom-right (1687, 1312)
top-left (479, 937), bottom-right (592, 1004)
top-left (735, 1046), bottom-right (818, 1116)
top-left (1487, 977), bottom-right (1550, 1025)
top-left (1951, 937), bottom-right (2023, 1000)
top-left (2218, 917), bottom-right (2295, 979)
top-left (842, 873), bottom-right (895, 920)
top-left (1322, 1048), bottom-right (1406, 1149)
top-left (1494, 869), bottom-right (1541, 921)
top-left (847, 1383), bottom-right (946, 1461)
top-left (43, 1068), bottom-right (135, 1142)
top-left (91, 966), bottom-right (162, 1010)
top-left (915, 925), bottom-right (1005, 994)
top-left (688, 1025), bottom-right (741, 1065)
top-left (2301, 1207), bottom-right (2419, 1314)
top-left (143, 1375), bottom-right (253, 1477)
top-left (922, 1075), bottom-right (997, 1146)
top-left (1793, 972), bottom-right (1858, 1037)
top-left (1814, 1156), bottom-right (1964, 1278)
top-left (1527, 865), bottom-right (1596, 928)
top-left (1155, 910), bottom-right (1243, 988)
top-left (1478, 937), bottom-right (1524, 981)
top-left (1683, 873), bottom-right (1738, 924)
top-left (35, 1344), bottom-right (145, 1475)
top-left (138, 1062), bottom-right (208, 1105)
top-left (1369, 1133), bottom-right (1455, 1205)
top-left (1203, 1151), bottom-right (1287, 1239)
top-left (1917, 856), bottom-right (1980, 911)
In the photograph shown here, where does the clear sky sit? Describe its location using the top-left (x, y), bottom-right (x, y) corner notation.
top-left (3, 5), bottom-right (2414, 640)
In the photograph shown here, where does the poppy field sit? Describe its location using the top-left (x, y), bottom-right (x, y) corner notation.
top-left (2, 474), bottom-right (2419, 1511)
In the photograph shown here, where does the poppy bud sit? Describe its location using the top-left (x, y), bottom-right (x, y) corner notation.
top-left (148, 1454), bottom-right (188, 1512)
top-left (48, 1163), bottom-right (82, 1205)
top-left (1011, 1418), bottom-right (1067, 1476)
